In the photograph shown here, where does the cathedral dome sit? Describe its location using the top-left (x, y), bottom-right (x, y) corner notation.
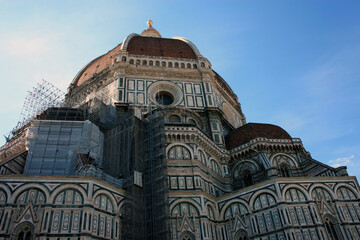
top-left (72, 43), bottom-right (123, 87)
top-left (225, 123), bottom-right (292, 149)
top-left (71, 20), bottom-right (200, 88)
top-left (126, 36), bottom-right (197, 59)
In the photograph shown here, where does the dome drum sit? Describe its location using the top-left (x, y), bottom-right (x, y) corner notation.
top-left (112, 52), bottom-right (210, 70)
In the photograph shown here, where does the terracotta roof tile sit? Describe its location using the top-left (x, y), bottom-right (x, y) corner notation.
top-left (127, 36), bottom-right (196, 59)
top-left (75, 43), bottom-right (122, 87)
top-left (73, 36), bottom-right (198, 87)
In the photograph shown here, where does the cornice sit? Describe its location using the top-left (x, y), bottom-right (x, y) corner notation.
top-left (165, 126), bottom-right (230, 163)
top-left (230, 137), bottom-right (304, 158)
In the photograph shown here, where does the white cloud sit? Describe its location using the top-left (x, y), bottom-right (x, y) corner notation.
top-left (328, 155), bottom-right (355, 168)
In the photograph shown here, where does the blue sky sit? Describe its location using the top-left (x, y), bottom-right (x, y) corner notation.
top-left (0, 0), bottom-right (359, 178)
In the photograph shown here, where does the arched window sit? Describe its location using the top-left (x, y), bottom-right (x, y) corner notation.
top-left (168, 62), bottom-right (173, 67)
top-left (168, 146), bottom-right (191, 160)
top-left (201, 62), bottom-right (205, 68)
top-left (187, 63), bottom-right (191, 68)
top-left (155, 61), bottom-right (160, 66)
top-left (14, 222), bottom-right (34, 240)
top-left (169, 115), bottom-right (181, 122)
top-left (175, 62), bottom-right (179, 68)
top-left (136, 59), bottom-right (140, 65)
top-left (129, 59), bottom-right (134, 64)
top-left (336, 186), bottom-right (357, 200)
top-left (279, 163), bottom-right (291, 177)
top-left (180, 231), bottom-right (195, 240)
top-left (54, 189), bottom-right (83, 205)
top-left (16, 188), bottom-right (46, 205)
top-left (324, 216), bottom-right (340, 240)
top-left (312, 187), bottom-right (332, 201)
top-left (207, 205), bottom-right (215, 220)
top-left (121, 56), bottom-right (126, 62)
top-left (94, 194), bottom-right (114, 213)
top-left (162, 61), bottom-right (166, 67)
top-left (142, 60), bottom-right (147, 65)
top-left (243, 169), bottom-right (253, 187)
top-left (199, 150), bottom-right (207, 166)
top-left (253, 193), bottom-right (277, 210)
top-left (193, 64), bottom-right (197, 69)
top-left (149, 60), bottom-right (153, 66)
top-left (236, 230), bottom-right (249, 240)
top-left (181, 63), bottom-right (185, 68)
top-left (0, 190), bottom-right (6, 204)
top-left (210, 159), bottom-right (222, 176)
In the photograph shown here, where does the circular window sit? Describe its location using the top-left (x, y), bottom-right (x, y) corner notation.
top-left (148, 81), bottom-right (183, 107)
top-left (155, 91), bottom-right (174, 105)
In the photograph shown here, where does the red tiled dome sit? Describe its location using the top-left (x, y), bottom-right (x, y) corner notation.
top-left (127, 36), bottom-right (196, 59)
top-left (225, 123), bottom-right (292, 149)
top-left (72, 35), bottom-right (197, 87)
top-left (73, 43), bottom-right (122, 87)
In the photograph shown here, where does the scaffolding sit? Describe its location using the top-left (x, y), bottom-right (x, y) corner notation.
top-left (100, 104), bottom-right (169, 240)
top-left (5, 80), bottom-right (65, 142)
top-left (3, 77), bottom-right (170, 239)
top-left (18, 79), bottom-right (65, 127)
top-left (102, 110), bottom-right (146, 240)
top-left (143, 106), bottom-right (169, 240)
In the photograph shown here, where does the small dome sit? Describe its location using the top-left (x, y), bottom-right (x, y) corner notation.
top-left (225, 123), bottom-right (292, 149)
top-left (140, 19), bottom-right (162, 37)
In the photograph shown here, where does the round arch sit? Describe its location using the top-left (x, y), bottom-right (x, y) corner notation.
top-left (205, 201), bottom-right (218, 220)
top-left (91, 190), bottom-right (118, 213)
top-left (10, 183), bottom-right (50, 203)
top-left (333, 183), bottom-right (360, 200)
top-left (309, 184), bottom-right (335, 200)
top-left (234, 228), bottom-right (249, 240)
top-left (281, 184), bottom-right (310, 201)
top-left (179, 230), bottom-right (196, 240)
top-left (209, 158), bottom-right (222, 175)
top-left (197, 148), bottom-right (208, 166)
top-left (0, 184), bottom-right (11, 204)
top-left (249, 189), bottom-right (279, 210)
top-left (119, 200), bottom-right (136, 214)
top-left (270, 153), bottom-right (298, 168)
top-left (169, 199), bottom-right (202, 216)
top-left (50, 184), bottom-right (88, 204)
top-left (12, 221), bottom-right (35, 240)
top-left (166, 143), bottom-right (194, 160)
top-left (220, 199), bottom-right (250, 219)
top-left (231, 160), bottom-right (259, 177)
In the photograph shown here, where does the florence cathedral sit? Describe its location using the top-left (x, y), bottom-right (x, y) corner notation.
top-left (0, 20), bottom-right (360, 240)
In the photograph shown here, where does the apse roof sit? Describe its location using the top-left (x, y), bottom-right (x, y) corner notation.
top-left (225, 123), bottom-right (292, 149)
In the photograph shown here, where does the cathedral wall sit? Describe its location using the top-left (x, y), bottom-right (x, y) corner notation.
top-left (0, 175), bottom-right (126, 240)
top-left (167, 173), bottom-right (360, 240)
